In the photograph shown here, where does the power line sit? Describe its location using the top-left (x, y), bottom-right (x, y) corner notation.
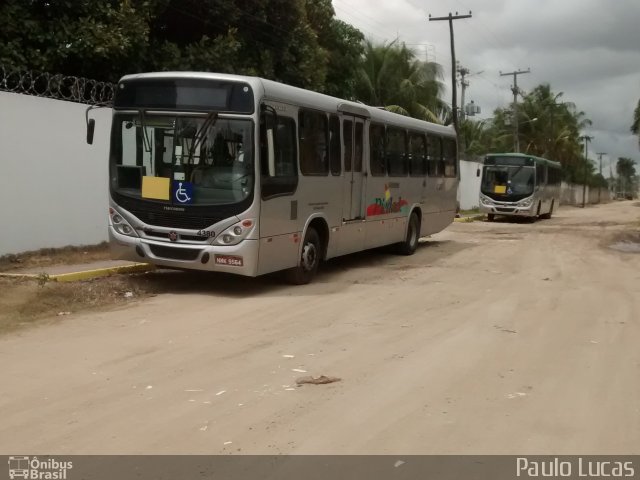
top-left (332, 1), bottom-right (398, 41)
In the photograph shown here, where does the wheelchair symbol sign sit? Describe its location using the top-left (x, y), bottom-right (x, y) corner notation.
top-left (172, 181), bottom-right (194, 204)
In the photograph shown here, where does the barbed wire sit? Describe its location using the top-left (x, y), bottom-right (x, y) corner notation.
top-left (0, 65), bottom-right (115, 105)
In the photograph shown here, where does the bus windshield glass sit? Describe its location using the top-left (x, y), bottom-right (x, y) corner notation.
top-left (110, 114), bottom-right (254, 206)
top-left (481, 165), bottom-right (535, 198)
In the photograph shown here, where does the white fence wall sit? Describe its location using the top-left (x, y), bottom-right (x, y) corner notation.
top-left (458, 159), bottom-right (482, 210)
top-left (0, 92), bottom-right (112, 256)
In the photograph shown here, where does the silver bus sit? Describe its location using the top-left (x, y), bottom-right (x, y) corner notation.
top-left (479, 153), bottom-right (561, 221)
top-left (90, 72), bottom-right (458, 283)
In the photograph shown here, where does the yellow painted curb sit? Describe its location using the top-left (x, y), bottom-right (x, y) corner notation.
top-left (454, 215), bottom-right (485, 223)
top-left (0, 263), bottom-right (155, 283)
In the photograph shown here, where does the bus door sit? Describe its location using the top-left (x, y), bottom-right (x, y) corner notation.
top-left (342, 117), bottom-right (365, 220)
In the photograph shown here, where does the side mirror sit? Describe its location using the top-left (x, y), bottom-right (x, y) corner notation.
top-left (86, 118), bottom-right (96, 145)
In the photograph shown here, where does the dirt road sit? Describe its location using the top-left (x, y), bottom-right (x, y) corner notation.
top-left (1, 202), bottom-right (639, 454)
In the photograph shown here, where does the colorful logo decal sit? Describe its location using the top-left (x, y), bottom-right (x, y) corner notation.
top-left (366, 184), bottom-right (409, 216)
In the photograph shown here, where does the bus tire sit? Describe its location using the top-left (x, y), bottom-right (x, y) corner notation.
top-left (540, 200), bottom-right (554, 219)
top-left (397, 213), bottom-right (420, 255)
top-left (487, 213), bottom-right (495, 222)
top-left (285, 228), bottom-right (321, 285)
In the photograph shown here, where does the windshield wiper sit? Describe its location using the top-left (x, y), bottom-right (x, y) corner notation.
top-left (137, 110), bottom-right (153, 153)
top-left (186, 112), bottom-right (219, 164)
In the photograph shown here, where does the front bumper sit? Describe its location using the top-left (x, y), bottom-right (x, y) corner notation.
top-left (479, 202), bottom-right (535, 217)
top-left (109, 227), bottom-right (260, 276)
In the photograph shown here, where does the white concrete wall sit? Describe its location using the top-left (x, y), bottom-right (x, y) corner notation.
top-left (0, 92), bottom-right (112, 256)
top-left (458, 159), bottom-right (482, 210)
top-left (560, 182), bottom-right (612, 206)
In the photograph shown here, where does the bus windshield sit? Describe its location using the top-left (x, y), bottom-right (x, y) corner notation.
top-left (110, 113), bottom-right (254, 206)
top-left (481, 165), bottom-right (535, 198)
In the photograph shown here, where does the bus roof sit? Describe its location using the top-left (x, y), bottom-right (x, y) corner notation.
top-left (118, 71), bottom-right (456, 138)
top-left (486, 152), bottom-right (561, 169)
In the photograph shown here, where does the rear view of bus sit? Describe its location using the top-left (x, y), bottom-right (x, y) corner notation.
top-left (479, 153), bottom-right (561, 221)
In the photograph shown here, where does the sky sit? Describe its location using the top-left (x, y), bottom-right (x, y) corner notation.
top-left (332, 0), bottom-right (640, 174)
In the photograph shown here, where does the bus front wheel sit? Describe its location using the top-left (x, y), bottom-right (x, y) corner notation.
top-left (487, 213), bottom-right (495, 222)
top-left (285, 228), bottom-right (321, 285)
top-left (397, 213), bottom-right (420, 255)
top-left (540, 200), bottom-right (554, 219)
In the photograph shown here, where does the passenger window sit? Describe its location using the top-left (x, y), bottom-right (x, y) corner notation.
top-left (260, 110), bottom-right (298, 199)
top-left (354, 122), bottom-right (363, 172)
top-left (536, 164), bottom-right (546, 184)
top-left (329, 115), bottom-right (341, 176)
top-left (427, 135), bottom-right (442, 177)
top-left (386, 128), bottom-right (407, 176)
top-left (343, 120), bottom-right (353, 172)
top-left (409, 133), bottom-right (427, 176)
top-left (443, 137), bottom-right (457, 177)
top-left (299, 110), bottom-right (329, 175)
top-left (369, 124), bottom-right (386, 176)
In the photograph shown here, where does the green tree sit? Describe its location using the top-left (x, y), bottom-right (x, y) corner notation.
top-left (354, 40), bottom-right (445, 123)
top-left (0, 0), bottom-right (364, 94)
top-left (615, 157), bottom-right (638, 197)
top-left (0, 0), bottom-right (153, 81)
top-left (458, 118), bottom-right (491, 157)
top-left (304, 0), bottom-right (364, 98)
top-left (485, 83), bottom-right (593, 182)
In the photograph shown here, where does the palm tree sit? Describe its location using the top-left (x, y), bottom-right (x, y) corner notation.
top-left (631, 99), bottom-right (640, 148)
top-left (355, 40), bottom-right (446, 123)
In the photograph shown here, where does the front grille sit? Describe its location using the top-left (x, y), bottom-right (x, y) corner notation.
top-left (129, 209), bottom-right (220, 230)
top-left (496, 207), bottom-right (516, 213)
top-left (145, 230), bottom-right (208, 242)
top-left (149, 245), bottom-right (202, 261)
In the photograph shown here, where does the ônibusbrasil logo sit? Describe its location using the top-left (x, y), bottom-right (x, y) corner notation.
top-left (8, 456), bottom-right (73, 479)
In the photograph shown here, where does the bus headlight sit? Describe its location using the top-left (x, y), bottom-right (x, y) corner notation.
top-left (480, 194), bottom-right (494, 206)
top-left (109, 207), bottom-right (138, 237)
top-left (215, 219), bottom-right (255, 246)
top-left (519, 197), bottom-right (533, 207)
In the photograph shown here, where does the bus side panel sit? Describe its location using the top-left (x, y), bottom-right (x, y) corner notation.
top-left (363, 175), bottom-right (399, 249)
top-left (257, 195), bottom-right (300, 275)
top-left (294, 176), bottom-right (343, 259)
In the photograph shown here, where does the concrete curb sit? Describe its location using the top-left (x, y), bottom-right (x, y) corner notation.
top-left (0, 263), bottom-right (155, 283)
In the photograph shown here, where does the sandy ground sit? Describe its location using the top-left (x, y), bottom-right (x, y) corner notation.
top-left (1, 201), bottom-right (639, 454)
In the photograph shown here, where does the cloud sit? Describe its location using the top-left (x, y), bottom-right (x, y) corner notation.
top-left (333, 0), bottom-right (640, 161)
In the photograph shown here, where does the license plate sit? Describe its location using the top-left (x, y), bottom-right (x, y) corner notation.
top-left (214, 255), bottom-right (244, 267)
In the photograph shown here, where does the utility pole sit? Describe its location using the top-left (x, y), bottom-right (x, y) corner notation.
top-left (596, 152), bottom-right (607, 203)
top-left (429, 11), bottom-right (472, 137)
top-left (580, 135), bottom-right (593, 208)
top-left (458, 63), bottom-right (470, 123)
top-left (499, 69), bottom-right (530, 153)
top-left (457, 63), bottom-right (470, 158)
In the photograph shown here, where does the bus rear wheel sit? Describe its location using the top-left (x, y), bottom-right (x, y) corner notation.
top-left (285, 228), bottom-right (321, 285)
top-left (397, 213), bottom-right (420, 255)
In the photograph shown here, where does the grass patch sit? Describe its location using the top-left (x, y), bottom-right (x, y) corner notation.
top-left (0, 242), bottom-right (111, 273)
top-left (0, 273), bottom-right (153, 335)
